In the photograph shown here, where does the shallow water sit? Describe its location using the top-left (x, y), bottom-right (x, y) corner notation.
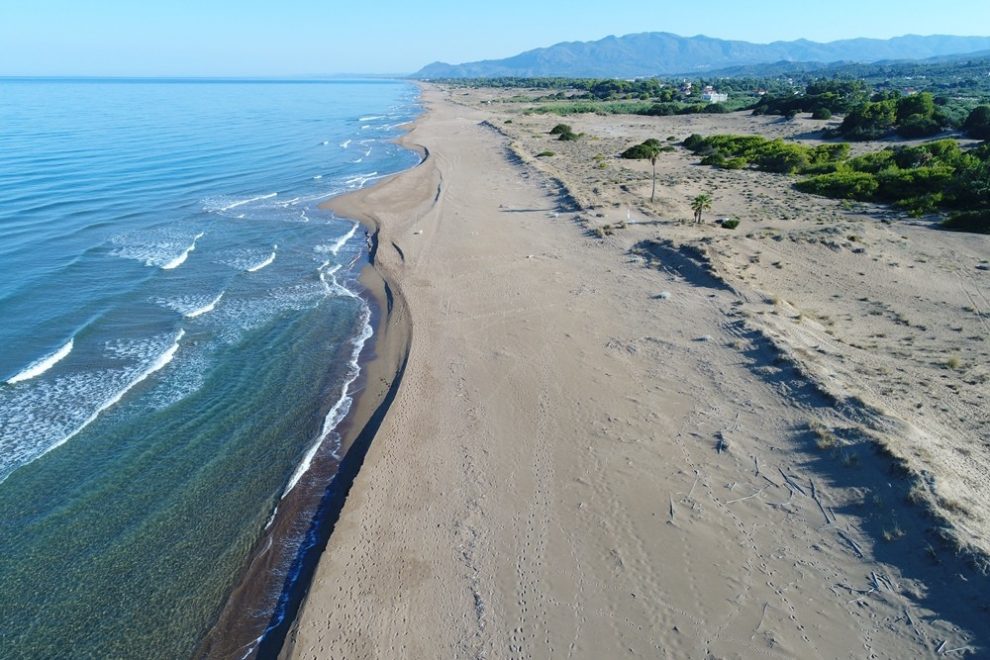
top-left (0, 78), bottom-right (419, 658)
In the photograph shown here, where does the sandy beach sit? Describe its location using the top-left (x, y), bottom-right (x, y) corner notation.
top-left (282, 85), bottom-right (990, 658)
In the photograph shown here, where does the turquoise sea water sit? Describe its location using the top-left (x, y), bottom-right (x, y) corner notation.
top-left (0, 79), bottom-right (419, 657)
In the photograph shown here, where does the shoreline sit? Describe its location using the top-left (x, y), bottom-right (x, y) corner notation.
top-left (196, 97), bottom-right (424, 658)
top-left (269, 103), bottom-right (431, 660)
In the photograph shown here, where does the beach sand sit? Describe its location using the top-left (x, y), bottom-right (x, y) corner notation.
top-left (281, 85), bottom-right (989, 658)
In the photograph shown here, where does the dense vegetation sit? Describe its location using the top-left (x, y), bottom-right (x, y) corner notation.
top-left (683, 133), bottom-right (990, 232)
top-left (751, 80), bottom-right (869, 118)
top-left (438, 55), bottom-right (990, 130)
top-left (828, 92), bottom-right (951, 139)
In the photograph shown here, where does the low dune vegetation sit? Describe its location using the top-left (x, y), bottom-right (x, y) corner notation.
top-left (683, 133), bottom-right (990, 231)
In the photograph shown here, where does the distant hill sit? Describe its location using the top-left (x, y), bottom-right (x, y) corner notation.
top-left (414, 32), bottom-right (990, 79)
top-left (687, 49), bottom-right (990, 78)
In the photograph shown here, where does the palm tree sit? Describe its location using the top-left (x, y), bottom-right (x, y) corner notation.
top-left (620, 139), bottom-right (662, 202)
top-left (647, 146), bottom-right (661, 202)
top-left (691, 193), bottom-right (713, 223)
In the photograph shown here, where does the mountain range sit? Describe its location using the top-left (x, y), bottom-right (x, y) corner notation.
top-left (414, 32), bottom-right (990, 79)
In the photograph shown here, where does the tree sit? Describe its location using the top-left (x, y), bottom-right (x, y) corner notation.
top-left (691, 193), bottom-right (713, 223)
top-left (621, 138), bottom-right (663, 202)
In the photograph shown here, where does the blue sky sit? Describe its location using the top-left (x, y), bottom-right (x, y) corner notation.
top-left (2, 0), bottom-right (989, 76)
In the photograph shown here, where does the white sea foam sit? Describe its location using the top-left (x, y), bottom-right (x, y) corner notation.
top-left (185, 292), bottom-right (224, 318)
top-left (54, 329), bottom-right (185, 449)
top-left (281, 303), bottom-right (372, 497)
top-left (111, 228), bottom-right (197, 268)
top-left (246, 246), bottom-right (277, 273)
top-left (162, 231), bottom-right (204, 270)
top-left (212, 192), bottom-right (278, 213)
top-left (328, 223), bottom-right (359, 256)
top-left (0, 329), bottom-right (186, 484)
top-left (6, 338), bottom-right (74, 384)
top-left (320, 140), bottom-right (329, 146)
top-left (317, 261), bottom-right (345, 296)
top-left (312, 174), bottom-right (323, 180)
top-left (340, 139), bottom-right (351, 149)
top-left (359, 115), bottom-right (384, 122)
top-left (344, 172), bottom-right (379, 188)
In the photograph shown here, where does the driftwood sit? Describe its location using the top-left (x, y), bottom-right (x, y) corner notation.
top-left (837, 530), bottom-right (865, 559)
top-left (810, 479), bottom-right (833, 525)
top-left (777, 467), bottom-right (808, 496)
top-left (727, 487), bottom-right (768, 505)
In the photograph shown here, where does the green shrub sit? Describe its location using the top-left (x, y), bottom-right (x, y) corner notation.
top-left (875, 166), bottom-right (954, 201)
top-left (644, 103), bottom-right (678, 116)
top-left (795, 171), bottom-right (879, 199)
top-left (682, 133), bottom-right (706, 150)
top-left (812, 108), bottom-right (833, 120)
top-left (755, 141), bottom-right (811, 173)
top-left (897, 114), bottom-right (942, 138)
top-left (942, 211), bottom-right (990, 234)
top-left (700, 153), bottom-right (727, 167)
top-left (549, 123), bottom-right (573, 135)
top-left (964, 105), bottom-right (990, 140)
top-left (721, 219), bottom-right (740, 229)
top-left (838, 99), bottom-right (897, 139)
top-left (558, 131), bottom-right (581, 141)
top-left (847, 149), bottom-right (897, 173)
top-left (895, 194), bottom-right (943, 217)
top-left (811, 143), bottom-right (850, 163)
top-left (536, 150), bottom-right (555, 157)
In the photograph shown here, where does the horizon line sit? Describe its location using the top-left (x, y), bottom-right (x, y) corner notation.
top-left (0, 74), bottom-right (414, 81)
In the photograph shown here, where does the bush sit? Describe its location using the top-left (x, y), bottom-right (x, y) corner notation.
top-left (964, 105), bottom-right (990, 140)
top-left (720, 219), bottom-right (740, 229)
top-left (838, 99), bottom-right (897, 140)
top-left (875, 166), bottom-right (954, 202)
top-left (755, 141), bottom-right (811, 173)
top-left (812, 108), bottom-right (833, 120)
top-left (682, 133), bottom-right (706, 150)
top-left (895, 194), bottom-right (943, 217)
top-left (942, 210), bottom-right (990, 234)
top-left (795, 171), bottom-right (879, 199)
top-left (644, 103), bottom-right (678, 116)
top-left (558, 131), bottom-right (581, 141)
top-left (847, 149), bottom-right (897, 173)
top-left (703, 103), bottom-right (729, 114)
top-left (897, 114), bottom-right (942, 138)
top-left (549, 123), bottom-right (572, 135)
top-left (536, 150), bottom-right (555, 157)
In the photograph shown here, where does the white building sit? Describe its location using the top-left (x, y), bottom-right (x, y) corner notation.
top-left (701, 91), bottom-right (728, 103)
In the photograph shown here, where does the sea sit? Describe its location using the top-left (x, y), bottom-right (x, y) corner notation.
top-left (0, 78), bottom-right (420, 658)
